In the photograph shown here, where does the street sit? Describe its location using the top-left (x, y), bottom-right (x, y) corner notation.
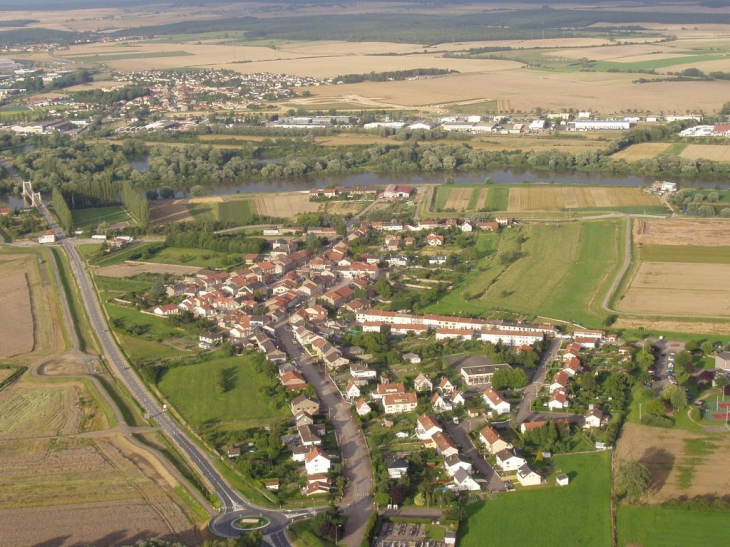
top-left (515, 338), bottom-right (562, 424)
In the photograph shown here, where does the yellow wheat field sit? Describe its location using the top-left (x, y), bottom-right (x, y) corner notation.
top-left (507, 187), bottom-right (661, 211)
top-left (680, 144), bottom-right (730, 162)
top-left (444, 188), bottom-right (473, 211)
top-left (255, 193), bottom-right (319, 218)
top-left (612, 143), bottom-right (672, 161)
top-left (618, 262), bottom-right (730, 316)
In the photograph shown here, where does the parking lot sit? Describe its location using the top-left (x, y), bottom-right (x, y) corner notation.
top-left (375, 521), bottom-right (449, 547)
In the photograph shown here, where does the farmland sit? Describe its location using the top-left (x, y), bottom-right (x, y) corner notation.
top-left (507, 186), bottom-right (662, 212)
top-left (612, 143), bottom-right (672, 161)
top-left (427, 220), bottom-right (622, 327)
top-left (634, 219), bottom-right (730, 246)
top-left (95, 260), bottom-right (202, 278)
top-left (639, 245), bottom-right (730, 264)
top-left (616, 423), bottom-right (730, 503)
top-left (0, 268), bottom-right (33, 358)
top-left (156, 353), bottom-right (290, 428)
top-left (459, 452), bottom-right (611, 547)
top-left (617, 505), bottom-right (730, 547)
top-left (254, 192), bottom-right (318, 218)
top-left (618, 262), bottom-right (730, 316)
top-left (680, 144), bottom-right (730, 162)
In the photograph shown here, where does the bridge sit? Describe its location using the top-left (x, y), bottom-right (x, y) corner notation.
top-left (22, 179), bottom-right (42, 207)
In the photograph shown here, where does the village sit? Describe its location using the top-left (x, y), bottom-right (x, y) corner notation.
top-left (145, 186), bottom-right (631, 510)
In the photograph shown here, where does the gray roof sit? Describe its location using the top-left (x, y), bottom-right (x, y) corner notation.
top-left (453, 468), bottom-right (472, 484)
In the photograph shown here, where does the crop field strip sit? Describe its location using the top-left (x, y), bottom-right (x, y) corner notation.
top-left (507, 187), bottom-right (661, 211)
top-left (680, 144), bottom-right (730, 162)
top-left (640, 245), bottom-right (730, 264)
top-left (634, 219), bottom-right (730, 246)
top-left (444, 187), bottom-right (473, 211)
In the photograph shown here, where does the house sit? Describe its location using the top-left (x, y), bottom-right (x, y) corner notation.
top-left (199, 332), bottom-right (223, 345)
top-left (437, 377), bottom-right (455, 394)
top-left (350, 362), bottom-right (378, 380)
top-left (382, 184), bottom-right (413, 200)
top-left (520, 419), bottom-right (570, 434)
top-left (38, 230), bottom-right (56, 244)
top-left (298, 424), bottom-right (322, 447)
top-left (294, 411), bottom-right (314, 427)
top-left (355, 397), bottom-right (372, 416)
top-left (495, 216), bottom-right (512, 226)
top-left (263, 479), bottom-right (280, 491)
top-left (426, 234), bottom-right (444, 246)
top-left (444, 454), bottom-right (472, 477)
top-left (479, 426), bottom-right (512, 455)
top-left (483, 388), bottom-right (511, 415)
top-left (556, 473), bottom-right (570, 486)
top-left (461, 221), bottom-right (473, 232)
top-left (453, 468), bottom-right (481, 491)
top-left (715, 351), bottom-right (730, 371)
top-left (386, 457), bottom-right (409, 479)
top-left (403, 352), bottom-right (421, 364)
top-left (279, 370), bottom-right (308, 391)
top-left (227, 446), bottom-right (241, 459)
top-left (451, 390), bottom-right (466, 407)
top-left (477, 221), bottom-right (499, 232)
top-left (431, 392), bottom-right (453, 412)
top-left (495, 449), bottom-right (526, 471)
top-left (153, 304), bottom-right (180, 316)
top-left (516, 464), bottom-right (544, 486)
top-left (583, 405), bottom-right (607, 429)
top-left (344, 379), bottom-right (361, 400)
top-left (383, 392), bottom-right (418, 414)
top-left (550, 371), bottom-right (571, 393)
top-left (374, 382), bottom-right (406, 400)
top-left (460, 363), bottom-right (513, 386)
top-left (444, 531), bottom-right (457, 545)
top-left (291, 395), bottom-right (320, 416)
top-left (413, 373), bottom-right (433, 392)
top-left (563, 357), bottom-right (582, 376)
top-left (415, 414), bottom-right (442, 440)
top-left (304, 447), bottom-right (331, 475)
top-left (548, 388), bottom-right (570, 411)
top-left (431, 431), bottom-right (459, 458)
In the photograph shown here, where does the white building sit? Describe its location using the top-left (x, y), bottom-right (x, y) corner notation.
top-left (304, 447), bottom-right (331, 475)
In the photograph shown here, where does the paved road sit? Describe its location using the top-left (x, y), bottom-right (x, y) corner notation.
top-left (0, 159), bottom-right (302, 545)
top-left (276, 325), bottom-right (374, 547)
top-left (443, 421), bottom-right (504, 492)
top-left (515, 338), bottom-right (562, 425)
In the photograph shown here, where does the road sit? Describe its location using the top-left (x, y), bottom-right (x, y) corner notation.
top-left (0, 158), bottom-right (304, 546)
top-left (276, 325), bottom-right (374, 547)
top-left (443, 421), bottom-right (504, 492)
top-left (515, 338), bottom-right (562, 425)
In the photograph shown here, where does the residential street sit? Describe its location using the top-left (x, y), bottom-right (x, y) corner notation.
top-left (276, 325), bottom-right (374, 547)
top-left (444, 421), bottom-right (505, 492)
top-left (515, 338), bottom-right (562, 424)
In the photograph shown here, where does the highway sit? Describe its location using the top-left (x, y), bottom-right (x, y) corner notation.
top-left (0, 159), bottom-right (305, 546)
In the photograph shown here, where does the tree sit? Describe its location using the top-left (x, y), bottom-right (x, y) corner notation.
top-left (642, 398), bottom-right (666, 417)
top-left (701, 341), bottom-right (713, 355)
top-left (675, 350), bottom-right (693, 370)
top-left (190, 185), bottom-right (206, 197)
top-left (374, 277), bottom-right (393, 299)
top-left (685, 339), bottom-right (699, 352)
top-left (580, 373), bottom-right (597, 393)
top-left (414, 492), bottom-right (426, 506)
top-left (615, 461), bottom-right (650, 502)
top-left (373, 492), bottom-right (390, 509)
top-left (445, 502), bottom-right (468, 521)
top-left (661, 384), bottom-right (687, 411)
top-left (604, 314), bottom-right (618, 327)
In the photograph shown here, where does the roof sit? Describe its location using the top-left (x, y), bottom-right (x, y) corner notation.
top-left (483, 387), bottom-right (506, 405)
top-left (383, 392), bottom-right (418, 406)
top-left (480, 426), bottom-right (502, 445)
top-left (417, 414), bottom-right (441, 432)
top-left (386, 457), bottom-right (408, 469)
top-left (496, 448), bottom-right (520, 461)
top-left (453, 468), bottom-right (472, 484)
top-left (304, 447), bottom-right (329, 463)
top-left (432, 431), bottom-right (457, 452)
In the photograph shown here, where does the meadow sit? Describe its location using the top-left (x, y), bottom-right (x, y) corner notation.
top-left (617, 505), bottom-right (730, 547)
top-left (71, 206), bottom-right (136, 231)
top-left (459, 452), bottom-right (611, 547)
top-left (156, 354), bottom-right (290, 427)
top-left (427, 220), bottom-right (622, 327)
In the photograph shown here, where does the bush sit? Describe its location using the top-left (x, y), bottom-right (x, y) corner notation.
top-left (361, 512), bottom-right (381, 547)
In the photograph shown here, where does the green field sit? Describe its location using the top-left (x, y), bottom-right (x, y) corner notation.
top-left (288, 519), bottom-right (337, 547)
top-left (218, 200), bottom-right (254, 224)
top-left (662, 143), bottom-right (688, 156)
top-left (591, 53), bottom-right (726, 72)
top-left (617, 505), bottom-right (730, 547)
top-left (186, 203), bottom-right (217, 222)
top-left (433, 186), bottom-right (453, 211)
top-left (485, 186), bottom-right (509, 211)
top-left (72, 206), bottom-right (135, 231)
top-left (460, 452), bottom-right (611, 547)
top-left (157, 354), bottom-right (289, 427)
top-left (146, 246), bottom-right (243, 269)
top-left (426, 220), bottom-right (621, 326)
top-left (640, 244), bottom-right (730, 264)
top-left (466, 188), bottom-right (481, 211)
top-left (69, 51), bottom-right (193, 62)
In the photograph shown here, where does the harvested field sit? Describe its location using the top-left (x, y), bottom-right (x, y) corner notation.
top-left (255, 192), bottom-right (318, 218)
top-left (613, 318), bottom-right (730, 335)
top-left (616, 423), bottom-right (730, 503)
top-left (444, 187), bottom-right (473, 211)
top-left (0, 436), bottom-right (197, 547)
top-left (680, 144), bottom-right (730, 162)
top-left (149, 200), bottom-right (194, 224)
top-left (0, 271), bottom-right (33, 358)
top-left (612, 143), bottom-right (672, 161)
top-left (95, 261), bottom-right (202, 279)
top-left (618, 262), bottom-right (730, 316)
top-left (634, 219), bottom-right (730, 246)
top-left (323, 201), bottom-right (368, 216)
top-left (507, 186), bottom-right (659, 211)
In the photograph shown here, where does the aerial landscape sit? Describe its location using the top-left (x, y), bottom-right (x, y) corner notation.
top-left (2, 1), bottom-right (730, 546)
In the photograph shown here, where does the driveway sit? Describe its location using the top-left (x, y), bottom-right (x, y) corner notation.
top-left (276, 325), bottom-right (373, 547)
top-left (444, 421), bottom-right (505, 492)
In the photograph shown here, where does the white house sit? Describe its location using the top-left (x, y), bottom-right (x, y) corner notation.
top-left (38, 230), bottom-right (56, 244)
top-left (355, 398), bottom-right (372, 416)
top-left (444, 454), bottom-right (472, 477)
top-left (383, 392), bottom-right (418, 414)
top-left (431, 392), bottom-right (453, 412)
top-left (495, 449), bottom-right (526, 472)
top-left (483, 388), bottom-right (511, 415)
top-left (431, 431), bottom-right (459, 458)
top-left (438, 377), bottom-right (455, 394)
top-left (453, 468), bottom-right (481, 491)
top-left (386, 457), bottom-right (409, 479)
top-left (583, 405), bottom-right (606, 429)
top-left (304, 447), bottom-right (331, 475)
top-left (416, 414), bottom-right (442, 440)
top-left (403, 352), bottom-right (421, 364)
top-left (547, 388), bottom-right (570, 411)
top-left (556, 473), bottom-right (570, 486)
top-left (550, 371), bottom-right (571, 393)
top-left (516, 464), bottom-right (543, 486)
top-left (413, 373), bottom-right (433, 392)
top-left (345, 379), bottom-right (361, 400)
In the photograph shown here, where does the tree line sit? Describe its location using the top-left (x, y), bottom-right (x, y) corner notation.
top-left (164, 225), bottom-right (267, 254)
top-left (52, 187), bottom-right (73, 234)
top-left (71, 85), bottom-right (150, 106)
top-left (333, 68), bottom-right (456, 84)
top-left (122, 181), bottom-right (150, 227)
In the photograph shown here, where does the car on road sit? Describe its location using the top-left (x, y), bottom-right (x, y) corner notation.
top-left (668, 353), bottom-right (676, 362)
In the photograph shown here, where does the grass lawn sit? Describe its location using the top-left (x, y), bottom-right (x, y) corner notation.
top-left (288, 519), bottom-right (337, 547)
top-left (72, 206), bottom-right (136, 231)
top-left (117, 333), bottom-right (189, 362)
top-left (485, 186), bottom-right (509, 211)
top-left (157, 353), bottom-right (289, 426)
top-left (459, 452), bottom-right (611, 547)
top-left (639, 244), bottom-right (730, 264)
top-left (426, 220), bottom-right (621, 326)
top-left (617, 505), bottom-right (730, 547)
top-left (186, 203), bottom-right (217, 222)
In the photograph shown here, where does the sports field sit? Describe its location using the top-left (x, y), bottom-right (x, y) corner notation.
top-left (460, 452), bottom-right (611, 547)
top-left (618, 262), bottom-right (730, 316)
top-left (507, 187), bottom-right (661, 212)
